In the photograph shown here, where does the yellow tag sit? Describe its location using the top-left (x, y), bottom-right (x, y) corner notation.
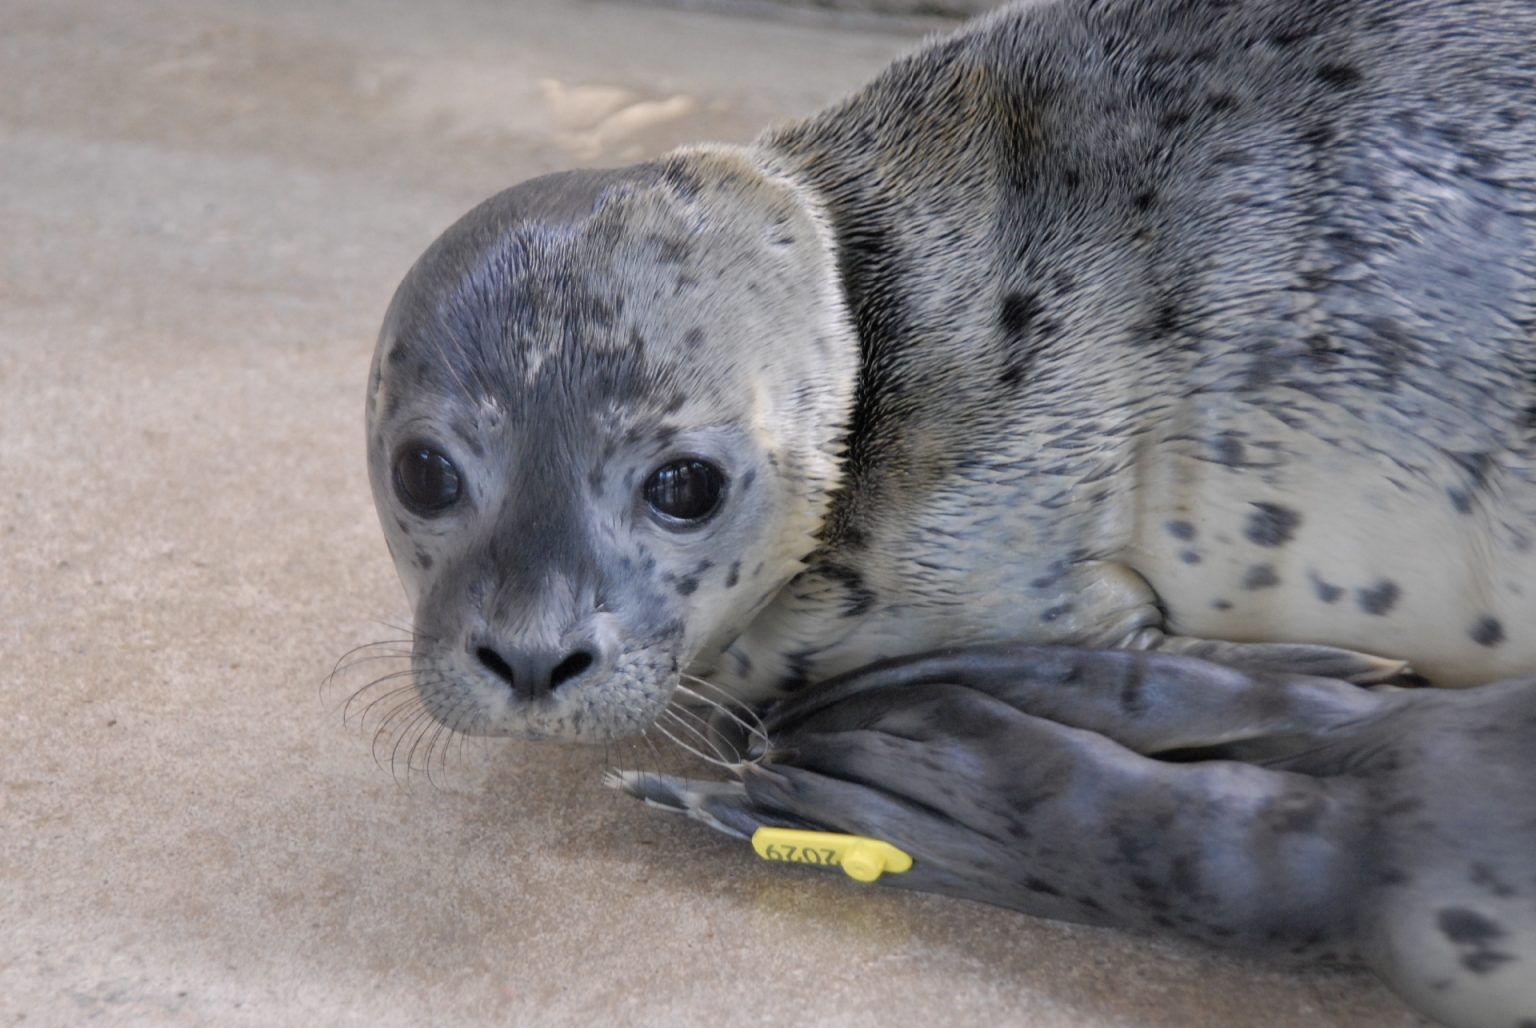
top-left (751, 827), bottom-right (913, 883)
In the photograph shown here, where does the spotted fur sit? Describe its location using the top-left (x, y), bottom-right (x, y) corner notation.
top-left (367, 0), bottom-right (1535, 739)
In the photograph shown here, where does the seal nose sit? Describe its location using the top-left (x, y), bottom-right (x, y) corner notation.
top-left (473, 641), bottom-right (598, 699)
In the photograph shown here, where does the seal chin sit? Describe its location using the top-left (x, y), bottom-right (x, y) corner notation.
top-left (413, 645), bottom-right (682, 742)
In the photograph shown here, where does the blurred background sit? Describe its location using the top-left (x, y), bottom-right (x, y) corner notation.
top-left (0, 0), bottom-right (1418, 1023)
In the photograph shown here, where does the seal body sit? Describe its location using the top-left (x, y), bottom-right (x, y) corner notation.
top-left (367, 0), bottom-right (1536, 739)
top-left (727, 0), bottom-right (1536, 696)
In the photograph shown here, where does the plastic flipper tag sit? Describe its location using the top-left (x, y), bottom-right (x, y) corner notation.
top-left (751, 827), bottom-right (913, 884)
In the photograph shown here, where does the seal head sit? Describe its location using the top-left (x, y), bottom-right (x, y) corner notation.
top-left (367, 148), bottom-right (858, 740)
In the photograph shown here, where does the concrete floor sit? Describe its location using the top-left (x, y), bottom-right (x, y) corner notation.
top-left (0, 0), bottom-right (1429, 1023)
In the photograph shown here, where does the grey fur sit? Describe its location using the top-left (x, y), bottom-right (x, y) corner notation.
top-left (368, 0), bottom-right (1535, 740)
top-left (612, 646), bottom-right (1536, 1028)
top-left (362, 0), bottom-right (1536, 1020)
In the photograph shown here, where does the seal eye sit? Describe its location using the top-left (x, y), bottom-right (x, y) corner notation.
top-left (393, 443), bottom-right (461, 515)
top-left (644, 458), bottom-right (725, 525)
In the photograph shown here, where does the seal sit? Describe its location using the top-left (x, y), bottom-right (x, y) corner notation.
top-left (610, 646), bottom-right (1536, 1028)
top-left (366, 0), bottom-right (1536, 741)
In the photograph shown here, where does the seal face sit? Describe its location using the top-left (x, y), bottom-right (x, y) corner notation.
top-left (367, 153), bottom-right (858, 739)
top-left (369, 0), bottom-right (1536, 740)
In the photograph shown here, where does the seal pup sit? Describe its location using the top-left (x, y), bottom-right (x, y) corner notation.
top-left (611, 646), bottom-right (1536, 1028)
top-left (366, 0), bottom-right (1536, 740)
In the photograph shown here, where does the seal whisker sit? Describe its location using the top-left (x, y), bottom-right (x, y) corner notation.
top-left (416, 717), bottom-right (455, 790)
top-left (375, 619), bottom-right (432, 643)
top-left (663, 699), bottom-right (748, 767)
top-left (675, 678), bottom-right (770, 748)
top-left (345, 674), bottom-right (423, 726)
top-left (328, 655), bottom-right (415, 707)
top-left (654, 709), bottom-right (745, 771)
top-left (321, 640), bottom-right (414, 701)
top-left (389, 702), bottom-right (443, 785)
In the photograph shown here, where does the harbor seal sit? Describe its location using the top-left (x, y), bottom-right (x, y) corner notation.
top-left (366, 0), bottom-right (1536, 740)
top-left (358, 1), bottom-right (1536, 1021)
top-left (611, 646), bottom-right (1536, 1028)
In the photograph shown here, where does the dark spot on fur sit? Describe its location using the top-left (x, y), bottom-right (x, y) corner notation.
top-left (1061, 167), bottom-right (1080, 189)
top-left (725, 561), bottom-right (740, 589)
top-left (1439, 907), bottom-right (1505, 945)
top-left (1212, 434), bottom-right (1245, 466)
top-left (1470, 863), bottom-right (1517, 897)
top-left (1244, 564), bottom-right (1279, 590)
top-left (999, 290), bottom-right (1043, 336)
top-left (1165, 519), bottom-right (1196, 541)
top-left (1244, 503), bottom-right (1301, 547)
top-left (1316, 63), bottom-right (1362, 89)
top-left (1206, 92), bottom-right (1238, 113)
top-left (1211, 598), bottom-right (1232, 610)
top-left (1383, 796), bottom-right (1424, 817)
top-left (1374, 868), bottom-right (1411, 887)
top-left (1025, 876), bottom-right (1061, 897)
top-left (1133, 189), bottom-right (1156, 211)
top-left (1470, 615), bottom-right (1505, 647)
top-left (1041, 603), bottom-right (1074, 623)
top-left (1180, 550), bottom-right (1201, 565)
top-left (1451, 450), bottom-right (1494, 491)
top-left (675, 578), bottom-right (698, 596)
top-left (1119, 664), bottom-right (1147, 714)
top-left (1309, 572), bottom-right (1343, 604)
top-left (1448, 487), bottom-right (1473, 514)
top-left (683, 327), bottom-right (705, 350)
top-left (414, 550), bottom-right (433, 570)
top-left (998, 290), bottom-right (1053, 386)
top-left (1356, 579), bottom-right (1400, 616)
top-left (1463, 950), bottom-right (1517, 975)
top-left (1300, 122), bottom-right (1335, 148)
top-left (1150, 301), bottom-right (1180, 338)
top-left (1270, 27), bottom-right (1312, 46)
top-left (1264, 792), bottom-right (1323, 833)
top-left (821, 563), bottom-right (875, 618)
top-left (654, 236), bottom-right (688, 265)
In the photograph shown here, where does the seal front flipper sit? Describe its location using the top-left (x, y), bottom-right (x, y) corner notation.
top-left (619, 673), bottom-right (1364, 945)
top-left (765, 644), bottom-right (1394, 762)
top-left (1122, 627), bottom-right (1413, 685)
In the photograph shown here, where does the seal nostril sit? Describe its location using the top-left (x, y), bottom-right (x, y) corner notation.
top-left (549, 650), bottom-right (594, 690)
top-left (476, 646), bottom-right (516, 687)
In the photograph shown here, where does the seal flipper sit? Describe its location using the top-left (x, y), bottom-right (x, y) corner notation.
top-left (764, 645), bottom-right (1392, 762)
top-left (1123, 629), bottom-right (1412, 685)
top-left (619, 668), bottom-right (1363, 947)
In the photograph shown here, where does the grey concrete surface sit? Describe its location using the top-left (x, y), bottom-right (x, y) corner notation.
top-left (0, 0), bottom-right (1427, 1023)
